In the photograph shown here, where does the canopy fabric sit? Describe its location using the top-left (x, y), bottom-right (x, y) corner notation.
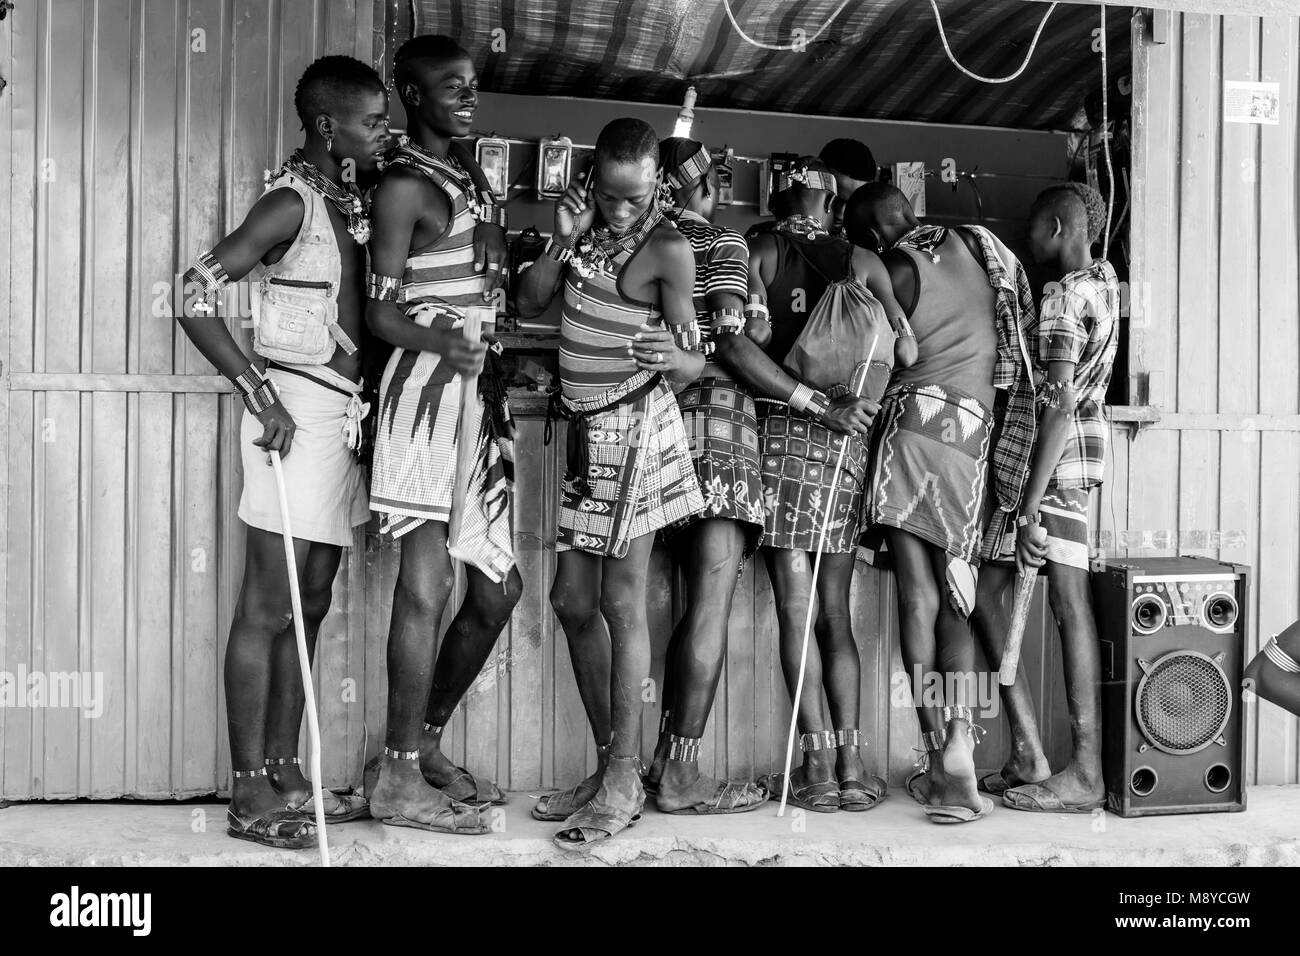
top-left (405, 0), bottom-right (1132, 131)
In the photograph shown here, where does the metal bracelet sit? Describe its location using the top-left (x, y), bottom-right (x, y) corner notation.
top-left (890, 313), bottom-right (915, 338)
top-left (478, 202), bottom-right (508, 229)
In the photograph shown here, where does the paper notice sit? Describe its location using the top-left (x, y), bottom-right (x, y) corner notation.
top-left (893, 162), bottom-right (926, 217)
top-left (1224, 80), bottom-right (1280, 125)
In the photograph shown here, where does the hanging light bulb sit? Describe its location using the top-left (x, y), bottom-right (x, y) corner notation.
top-left (672, 86), bottom-right (697, 138)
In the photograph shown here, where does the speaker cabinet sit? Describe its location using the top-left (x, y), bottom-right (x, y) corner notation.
top-left (1093, 556), bottom-right (1249, 817)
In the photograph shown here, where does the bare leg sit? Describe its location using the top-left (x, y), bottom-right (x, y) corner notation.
top-left (929, 546), bottom-right (985, 815)
top-left (887, 529), bottom-right (945, 802)
top-left (263, 541), bottom-right (344, 805)
top-left (535, 551), bottom-right (612, 816)
top-left (815, 552), bottom-right (876, 793)
top-left (764, 548), bottom-right (835, 792)
top-left (1005, 563), bottom-right (1105, 809)
top-left (369, 521), bottom-right (482, 830)
top-left (970, 564), bottom-right (1051, 789)
top-left (656, 519), bottom-right (765, 811)
top-left (225, 528), bottom-right (312, 820)
top-left (420, 563), bottom-right (523, 793)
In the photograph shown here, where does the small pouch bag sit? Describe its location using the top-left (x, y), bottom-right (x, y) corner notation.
top-left (252, 277), bottom-right (353, 365)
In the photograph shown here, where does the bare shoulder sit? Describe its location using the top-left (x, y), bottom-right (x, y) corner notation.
top-left (247, 186), bottom-right (306, 234)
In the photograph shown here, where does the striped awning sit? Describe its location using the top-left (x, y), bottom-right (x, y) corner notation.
top-left (404, 0), bottom-right (1133, 132)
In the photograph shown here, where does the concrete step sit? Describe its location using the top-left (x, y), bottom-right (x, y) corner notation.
top-left (2, 785), bottom-right (1298, 867)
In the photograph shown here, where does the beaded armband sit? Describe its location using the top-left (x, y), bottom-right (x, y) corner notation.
top-left (477, 197), bottom-right (508, 230)
top-left (545, 237), bottom-right (574, 264)
top-left (710, 308), bottom-right (745, 336)
top-left (744, 298), bottom-right (771, 326)
top-left (235, 367), bottom-right (280, 415)
top-left (669, 319), bottom-right (704, 352)
top-left (366, 273), bottom-right (402, 302)
top-left (184, 251), bottom-right (229, 316)
top-left (789, 383), bottom-right (830, 421)
top-left (889, 313), bottom-right (915, 338)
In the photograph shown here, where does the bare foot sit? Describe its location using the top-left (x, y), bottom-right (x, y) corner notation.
top-left (656, 760), bottom-right (765, 813)
top-left (937, 720), bottom-right (985, 814)
top-left (370, 757), bottom-right (486, 834)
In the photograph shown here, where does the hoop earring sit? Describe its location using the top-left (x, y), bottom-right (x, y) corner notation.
top-left (325, 135), bottom-right (334, 154)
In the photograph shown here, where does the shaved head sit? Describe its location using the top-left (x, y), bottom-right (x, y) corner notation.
top-left (1031, 183), bottom-right (1105, 243)
top-left (845, 181), bottom-right (918, 250)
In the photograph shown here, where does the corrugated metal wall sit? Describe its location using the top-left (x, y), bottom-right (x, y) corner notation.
top-left (1115, 9), bottom-right (1300, 784)
top-left (2, 4), bottom-right (1297, 800)
top-left (0, 0), bottom-right (378, 799)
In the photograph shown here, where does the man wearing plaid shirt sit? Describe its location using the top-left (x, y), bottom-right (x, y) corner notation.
top-left (972, 183), bottom-right (1120, 813)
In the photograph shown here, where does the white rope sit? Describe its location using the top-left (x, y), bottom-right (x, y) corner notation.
top-left (928, 0), bottom-right (1058, 84)
top-left (1100, 3), bottom-right (1115, 258)
top-left (721, 0), bottom-right (853, 52)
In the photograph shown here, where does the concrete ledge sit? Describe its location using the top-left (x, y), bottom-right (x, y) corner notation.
top-left (2, 786), bottom-right (1298, 867)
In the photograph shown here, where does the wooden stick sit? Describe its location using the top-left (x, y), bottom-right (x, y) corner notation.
top-left (999, 567), bottom-right (1039, 686)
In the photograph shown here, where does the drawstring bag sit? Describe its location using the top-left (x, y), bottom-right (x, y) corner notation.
top-left (783, 277), bottom-right (896, 400)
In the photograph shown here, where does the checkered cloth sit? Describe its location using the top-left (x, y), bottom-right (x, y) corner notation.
top-left (869, 382), bottom-right (993, 616)
top-left (668, 376), bottom-right (766, 554)
top-left (757, 401), bottom-right (869, 553)
top-left (961, 226), bottom-right (1040, 522)
top-left (1038, 259), bottom-right (1120, 489)
top-left (556, 377), bottom-right (704, 558)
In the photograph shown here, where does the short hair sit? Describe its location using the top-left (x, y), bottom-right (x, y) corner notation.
top-left (294, 55), bottom-right (386, 130)
top-left (844, 182), bottom-right (914, 247)
top-left (1032, 182), bottom-right (1105, 242)
top-left (819, 138), bottom-right (877, 183)
top-left (595, 118), bottom-right (659, 167)
top-left (394, 35), bottom-right (471, 95)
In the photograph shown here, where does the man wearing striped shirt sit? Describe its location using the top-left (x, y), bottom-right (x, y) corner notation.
top-left (642, 137), bottom-right (767, 815)
top-left (973, 184), bottom-right (1120, 814)
top-left (364, 36), bottom-right (521, 835)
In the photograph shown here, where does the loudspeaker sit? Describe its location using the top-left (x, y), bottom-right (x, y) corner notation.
top-left (1093, 556), bottom-right (1249, 817)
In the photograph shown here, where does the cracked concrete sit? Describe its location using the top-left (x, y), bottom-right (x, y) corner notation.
top-left (1, 786), bottom-right (1297, 867)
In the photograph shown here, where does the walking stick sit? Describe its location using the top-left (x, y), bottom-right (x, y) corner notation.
top-left (778, 336), bottom-right (878, 816)
top-left (269, 450), bottom-right (330, 866)
top-left (998, 567), bottom-right (1039, 686)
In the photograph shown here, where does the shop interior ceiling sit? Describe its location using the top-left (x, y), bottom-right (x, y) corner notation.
top-left (395, 0), bottom-right (1133, 132)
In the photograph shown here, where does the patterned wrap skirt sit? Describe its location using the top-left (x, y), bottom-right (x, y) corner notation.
top-left (757, 399), bottom-right (869, 553)
top-left (556, 376), bottom-right (704, 558)
top-left (665, 370), bottom-right (766, 555)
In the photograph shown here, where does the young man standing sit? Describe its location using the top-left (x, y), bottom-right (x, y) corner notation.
top-left (365, 36), bottom-right (522, 835)
top-left (845, 183), bottom-right (1038, 824)
top-left (972, 184), bottom-right (1119, 814)
top-left (642, 137), bottom-right (768, 815)
top-left (516, 118), bottom-right (705, 848)
top-left (723, 159), bottom-right (906, 813)
top-left (178, 56), bottom-right (389, 847)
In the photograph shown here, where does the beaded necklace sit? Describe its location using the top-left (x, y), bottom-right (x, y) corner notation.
top-left (775, 214), bottom-right (829, 241)
top-left (392, 135), bottom-right (491, 223)
top-left (571, 203), bottom-right (661, 280)
top-left (266, 150), bottom-right (370, 244)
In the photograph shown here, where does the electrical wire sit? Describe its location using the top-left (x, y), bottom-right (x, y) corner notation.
top-left (928, 0), bottom-right (1057, 84)
top-left (722, 0), bottom-right (853, 52)
top-left (1099, 3), bottom-right (1115, 259)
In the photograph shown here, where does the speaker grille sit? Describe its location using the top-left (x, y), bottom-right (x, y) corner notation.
top-left (1135, 651), bottom-right (1231, 755)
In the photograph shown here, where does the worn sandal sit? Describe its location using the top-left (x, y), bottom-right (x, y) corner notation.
top-left (226, 806), bottom-right (316, 850)
top-left (533, 743), bottom-right (607, 821)
top-left (553, 756), bottom-right (644, 851)
top-left (833, 729), bottom-right (887, 812)
top-left (655, 736), bottom-right (768, 814)
top-left (437, 767), bottom-right (507, 807)
top-left (759, 731), bottom-right (840, 813)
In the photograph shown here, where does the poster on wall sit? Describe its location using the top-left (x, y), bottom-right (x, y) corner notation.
top-left (893, 161), bottom-right (927, 217)
top-left (1224, 80), bottom-right (1280, 125)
